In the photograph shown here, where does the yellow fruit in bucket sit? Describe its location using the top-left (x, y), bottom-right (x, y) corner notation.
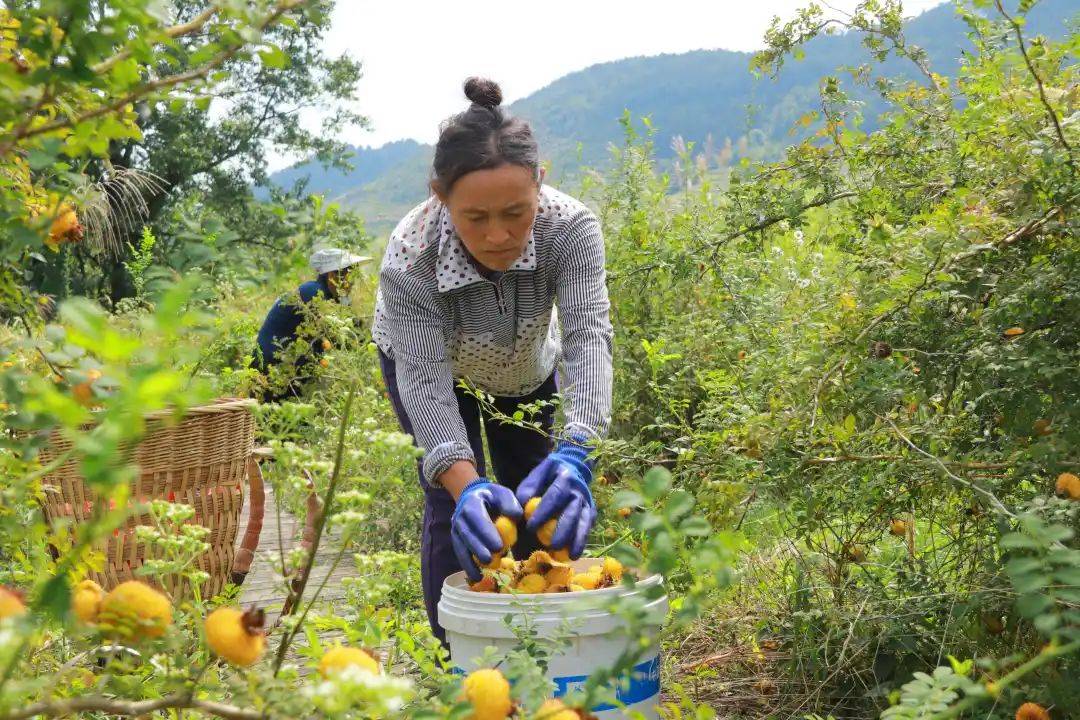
top-left (462, 667), bottom-right (512, 720)
top-left (545, 565), bottom-right (574, 587)
top-left (523, 496), bottom-right (541, 521)
top-left (601, 557), bottom-right (624, 583)
top-left (550, 548), bottom-right (571, 562)
top-left (515, 573), bottom-right (547, 594)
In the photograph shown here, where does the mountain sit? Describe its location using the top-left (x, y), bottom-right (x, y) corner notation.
top-left (269, 0), bottom-right (1078, 235)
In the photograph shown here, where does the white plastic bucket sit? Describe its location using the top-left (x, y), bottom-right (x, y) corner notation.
top-left (438, 560), bottom-right (667, 719)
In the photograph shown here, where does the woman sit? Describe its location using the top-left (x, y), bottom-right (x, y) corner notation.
top-left (373, 77), bottom-right (613, 642)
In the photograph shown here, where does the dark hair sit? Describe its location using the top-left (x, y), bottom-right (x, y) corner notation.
top-left (431, 77), bottom-right (540, 194)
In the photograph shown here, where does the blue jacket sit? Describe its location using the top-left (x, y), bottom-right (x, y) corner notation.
top-left (254, 278), bottom-right (333, 401)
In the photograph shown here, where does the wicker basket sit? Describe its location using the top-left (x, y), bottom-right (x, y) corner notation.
top-left (36, 398), bottom-right (264, 598)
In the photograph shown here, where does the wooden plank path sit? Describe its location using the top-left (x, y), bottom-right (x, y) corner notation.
top-left (236, 485), bottom-right (354, 666)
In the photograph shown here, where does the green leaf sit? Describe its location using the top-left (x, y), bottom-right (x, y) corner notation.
top-left (1016, 592), bottom-right (1053, 618)
top-left (259, 46), bottom-right (290, 69)
top-left (37, 572), bottom-right (71, 621)
top-left (643, 466), bottom-right (672, 500)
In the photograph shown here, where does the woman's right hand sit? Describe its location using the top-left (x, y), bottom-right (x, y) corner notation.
top-left (450, 479), bottom-right (522, 582)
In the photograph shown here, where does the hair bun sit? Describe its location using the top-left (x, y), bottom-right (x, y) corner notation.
top-left (463, 77), bottom-right (503, 109)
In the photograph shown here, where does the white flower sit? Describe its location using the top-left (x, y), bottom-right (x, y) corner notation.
top-left (794, 229), bottom-right (805, 243)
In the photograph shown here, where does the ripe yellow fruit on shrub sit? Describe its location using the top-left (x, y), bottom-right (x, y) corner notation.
top-left (1015, 702), bottom-right (1050, 720)
top-left (0, 586), bottom-right (26, 619)
top-left (71, 579), bottom-right (104, 624)
top-left (1003, 327), bottom-right (1025, 338)
top-left (48, 205), bottom-right (81, 245)
top-left (516, 573), bottom-right (547, 594)
top-left (319, 358), bottom-right (330, 368)
top-left (462, 668), bottom-right (512, 720)
top-left (318, 645), bottom-right (380, 678)
top-left (537, 698), bottom-right (578, 719)
top-left (321, 338), bottom-right (332, 350)
top-left (889, 519), bottom-right (908, 537)
top-left (97, 581), bottom-right (172, 640)
top-left (1055, 472), bottom-right (1080, 500)
top-left (205, 607), bottom-right (266, 667)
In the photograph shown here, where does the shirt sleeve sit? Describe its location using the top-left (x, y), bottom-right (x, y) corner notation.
top-left (378, 263), bottom-right (476, 485)
top-left (553, 208), bottom-right (614, 441)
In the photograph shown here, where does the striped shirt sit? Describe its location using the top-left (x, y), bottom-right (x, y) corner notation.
top-left (372, 185), bottom-right (613, 485)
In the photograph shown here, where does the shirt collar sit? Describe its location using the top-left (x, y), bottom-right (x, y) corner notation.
top-left (435, 204), bottom-right (537, 293)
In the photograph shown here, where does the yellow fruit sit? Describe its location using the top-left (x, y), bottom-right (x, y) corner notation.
top-left (889, 519), bottom-right (908, 537)
top-left (494, 515), bottom-right (517, 551)
top-left (499, 557), bottom-right (518, 573)
top-left (318, 645), bottom-right (380, 678)
top-left (469, 576), bottom-right (498, 593)
top-left (476, 551), bottom-right (504, 571)
top-left (48, 206), bottom-right (82, 245)
top-left (462, 668), bottom-right (512, 720)
top-left (545, 565), bottom-right (574, 587)
top-left (1033, 418), bottom-right (1052, 436)
top-left (537, 518), bottom-right (557, 546)
top-left (1055, 472), bottom-right (1080, 500)
top-left (523, 550), bottom-right (553, 574)
top-left (550, 548), bottom-right (571, 563)
top-left (71, 579), bottom-right (104, 624)
top-left (97, 580), bottom-right (172, 640)
top-left (845, 546), bottom-right (867, 563)
top-left (575, 573), bottom-right (600, 591)
top-left (72, 381), bottom-right (94, 406)
top-left (321, 338), bottom-right (332, 350)
top-left (523, 497), bottom-right (541, 521)
top-left (515, 573), bottom-right (547, 594)
top-left (737, 350), bottom-right (748, 360)
top-left (537, 698), bottom-right (577, 720)
top-left (569, 584), bottom-right (586, 593)
top-left (205, 606), bottom-right (266, 667)
top-left (0, 586), bottom-right (26, 619)
top-left (1003, 327), bottom-right (1025, 338)
top-left (1015, 702), bottom-right (1050, 720)
top-left (601, 557), bottom-right (624, 583)
top-left (617, 507), bottom-right (632, 519)
top-left (319, 358), bottom-right (330, 368)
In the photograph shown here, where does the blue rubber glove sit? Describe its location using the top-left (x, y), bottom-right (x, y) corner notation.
top-left (451, 479), bottom-right (523, 582)
top-left (516, 438), bottom-right (597, 559)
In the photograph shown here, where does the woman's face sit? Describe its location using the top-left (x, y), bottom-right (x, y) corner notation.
top-left (439, 163), bottom-right (543, 272)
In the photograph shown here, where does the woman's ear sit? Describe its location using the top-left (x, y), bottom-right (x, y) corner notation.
top-left (430, 180), bottom-right (448, 204)
top-left (538, 166), bottom-right (547, 187)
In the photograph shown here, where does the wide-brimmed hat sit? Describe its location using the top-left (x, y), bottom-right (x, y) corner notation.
top-left (309, 247), bottom-right (371, 274)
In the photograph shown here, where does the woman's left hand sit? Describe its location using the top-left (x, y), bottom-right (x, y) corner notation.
top-left (516, 439), bottom-right (597, 559)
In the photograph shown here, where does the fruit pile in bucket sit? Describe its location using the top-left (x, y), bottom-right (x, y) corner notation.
top-left (468, 550), bottom-right (625, 594)
top-left (468, 498), bottom-right (630, 594)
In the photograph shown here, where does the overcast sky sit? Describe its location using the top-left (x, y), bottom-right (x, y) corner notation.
top-left (275, 0), bottom-right (947, 169)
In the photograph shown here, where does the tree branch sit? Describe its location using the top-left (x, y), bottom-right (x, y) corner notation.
top-left (994, 0), bottom-right (1074, 158)
top-left (0, 0), bottom-right (306, 154)
top-left (91, 5), bottom-right (222, 75)
top-left (0, 693), bottom-right (262, 720)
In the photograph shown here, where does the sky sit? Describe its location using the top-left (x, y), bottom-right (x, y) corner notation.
top-left (273, 0), bottom-right (948, 170)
